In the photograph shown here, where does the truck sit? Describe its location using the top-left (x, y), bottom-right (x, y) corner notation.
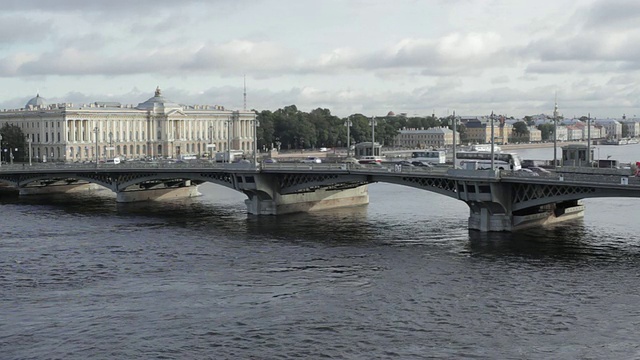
top-left (215, 150), bottom-right (245, 163)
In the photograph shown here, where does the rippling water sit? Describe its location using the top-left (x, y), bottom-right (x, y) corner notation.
top-left (2, 146), bottom-right (640, 359)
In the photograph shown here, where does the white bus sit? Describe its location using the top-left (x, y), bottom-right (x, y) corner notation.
top-left (455, 151), bottom-right (522, 170)
top-left (410, 150), bottom-right (446, 164)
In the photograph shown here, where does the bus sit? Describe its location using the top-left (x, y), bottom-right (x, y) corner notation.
top-left (455, 151), bottom-right (522, 170)
top-left (410, 150), bottom-right (446, 164)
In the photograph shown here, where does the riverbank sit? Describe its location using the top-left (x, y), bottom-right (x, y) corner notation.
top-left (501, 141), bottom-right (584, 151)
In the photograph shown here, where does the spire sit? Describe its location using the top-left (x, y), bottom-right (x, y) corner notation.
top-left (155, 86), bottom-right (161, 97)
top-left (243, 75), bottom-right (247, 111)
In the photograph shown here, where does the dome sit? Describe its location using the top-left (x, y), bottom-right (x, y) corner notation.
top-left (387, 111), bottom-right (396, 117)
top-left (136, 86), bottom-right (180, 111)
top-left (25, 93), bottom-right (46, 108)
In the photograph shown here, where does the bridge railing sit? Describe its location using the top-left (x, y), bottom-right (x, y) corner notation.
top-left (0, 161), bottom-right (258, 172)
top-left (500, 169), bottom-right (640, 186)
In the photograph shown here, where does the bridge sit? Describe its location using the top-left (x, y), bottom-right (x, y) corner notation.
top-left (1, 161), bottom-right (639, 232)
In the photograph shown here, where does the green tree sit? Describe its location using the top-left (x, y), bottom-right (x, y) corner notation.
top-left (537, 123), bottom-right (555, 141)
top-left (523, 116), bottom-right (534, 126)
top-left (0, 124), bottom-right (27, 162)
top-left (512, 121), bottom-right (530, 136)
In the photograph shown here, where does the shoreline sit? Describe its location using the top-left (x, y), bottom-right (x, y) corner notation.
top-left (500, 142), bottom-right (584, 151)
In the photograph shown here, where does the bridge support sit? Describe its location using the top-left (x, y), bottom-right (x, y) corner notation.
top-left (467, 200), bottom-right (585, 232)
top-left (18, 183), bottom-right (102, 196)
top-left (244, 185), bottom-right (369, 215)
top-left (116, 184), bottom-right (201, 202)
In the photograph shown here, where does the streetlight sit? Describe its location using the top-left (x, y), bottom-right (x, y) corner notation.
top-left (26, 135), bottom-right (32, 166)
top-left (452, 110), bottom-right (457, 168)
top-left (253, 115), bottom-right (260, 164)
top-left (226, 117), bottom-right (232, 163)
top-left (490, 111), bottom-right (495, 170)
top-left (553, 98), bottom-right (558, 169)
top-left (93, 127), bottom-right (99, 167)
top-left (344, 117), bottom-right (352, 158)
top-left (208, 124), bottom-right (214, 158)
top-left (369, 116), bottom-right (377, 157)
top-left (108, 132), bottom-right (113, 160)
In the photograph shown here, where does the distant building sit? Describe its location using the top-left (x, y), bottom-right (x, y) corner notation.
top-left (0, 87), bottom-right (257, 162)
top-left (528, 126), bottom-right (542, 142)
top-left (620, 118), bottom-right (640, 138)
top-left (594, 119), bottom-right (622, 139)
top-left (393, 127), bottom-right (454, 148)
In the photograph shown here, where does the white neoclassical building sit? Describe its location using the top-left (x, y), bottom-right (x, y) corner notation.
top-left (0, 87), bottom-right (257, 162)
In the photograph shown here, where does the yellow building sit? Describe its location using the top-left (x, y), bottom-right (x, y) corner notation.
top-left (394, 127), bottom-right (454, 148)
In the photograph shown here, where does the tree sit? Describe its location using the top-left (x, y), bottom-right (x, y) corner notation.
top-left (512, 121), bottom-right (530, 136)
top-left (537, 123), bottom-right (555, 141)
top-left (0, 124), bottom-right (27, 162)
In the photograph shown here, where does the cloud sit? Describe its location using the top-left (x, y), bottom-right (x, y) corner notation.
top-left (0, 16), bottom-right (54, 43)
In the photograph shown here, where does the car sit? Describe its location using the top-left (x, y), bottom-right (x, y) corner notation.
top-left (263, 158), bottom-right (278, 163)
top-left (411, 161), bottom-right (433, 167)
top-left (301, 156), bottom-right (322, 164)
top-left (516, 168), bottom-right (539, 176)
top-left (342, 157), bottom-right (359, 165)
top-left (319, 147), bottom-right (328, 152)
top-left (394, 160), bottom-right (414, 167)
top-left (528, 166), bottom-right (552, 176)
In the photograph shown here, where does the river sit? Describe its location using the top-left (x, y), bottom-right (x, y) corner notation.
top-left (1, 144), bottom-right (640, 359)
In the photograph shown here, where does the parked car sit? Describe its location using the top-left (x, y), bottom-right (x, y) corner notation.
top-left (301, 156), bottom-right (322, 164)
top-left (263, 158), bottom-right (278, 163)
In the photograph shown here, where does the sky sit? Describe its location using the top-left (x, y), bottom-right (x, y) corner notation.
top-left (1, 0), bottom-right (640, 119)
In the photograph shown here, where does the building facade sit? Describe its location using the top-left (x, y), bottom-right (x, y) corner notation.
top-left (0, 88), bottom-right (257, 162)
top-left (393, 127), bottom-right (454, 148)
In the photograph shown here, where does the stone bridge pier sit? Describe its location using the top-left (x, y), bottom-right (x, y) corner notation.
top-left (238, 173), bottom-right (369, 215)
top-left (457, 180), bottom-right (585, 232)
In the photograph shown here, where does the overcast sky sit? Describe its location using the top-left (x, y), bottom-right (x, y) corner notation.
top-left (1, 0), bottom-right (639, 119)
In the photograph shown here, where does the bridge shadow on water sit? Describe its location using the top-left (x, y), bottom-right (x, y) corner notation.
top-left (4, 190), bottom-right (640, 262)
top-left (466, 220), bottom-right (640, 264)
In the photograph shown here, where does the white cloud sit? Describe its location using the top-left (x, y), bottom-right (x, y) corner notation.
top-left (1, 0), bottom-right (640, 119)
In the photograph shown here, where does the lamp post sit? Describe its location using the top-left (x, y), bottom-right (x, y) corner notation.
top-left (587, 113), bottom-right (591, 166)
top-left (369, 116), bottom-right (377, 157)
top-left (226, 117), bottom-right (231, 163)
top-left (93, 127), bottom-right (99, 167)
top-left (208, 124), bottom-right (214, 158)
top-left (490, 111), bottom-right (495, 170)
top-left (344, 117), bottom-right (352, 158)
top-left (27, 136), bottom-right (32, 166)
top-left (0, 133), bottom-right (2, 168)
top-left (553, 100), bottom-right (558, 169)
top-left (253, 116), bottom-right (260, 164)
top-left (452, 111), bottom-right (457, 168)
top-left (108, 132), bottom-right (113, 160)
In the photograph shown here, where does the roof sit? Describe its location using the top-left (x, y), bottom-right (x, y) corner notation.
top-left (135, 86), bottom-right (181, 111)
top-left (25, 94), bottom-right (46, 108)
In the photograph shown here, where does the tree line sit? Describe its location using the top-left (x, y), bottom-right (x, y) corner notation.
top-left (255, 105), bottom-right (465, 151)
